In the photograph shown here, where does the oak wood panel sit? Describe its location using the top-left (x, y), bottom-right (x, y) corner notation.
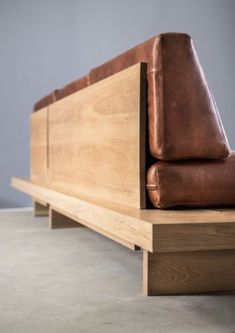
top-left (50, 206), bottom-right (140, 250)
top-left (11, 178), bottom-right (152, 251)
top-left (30, 108), bottom-right (48, 186)
top-left (144, 208), bottom-right (235, 224)
top-left (153, 222), bottom-right (235, 252)
top-left (143, 250), bottom-right (235, 295)
top-left (11, 178), bottom-right (235, 253)
top-left (48, 63), bottom-right (147, 209)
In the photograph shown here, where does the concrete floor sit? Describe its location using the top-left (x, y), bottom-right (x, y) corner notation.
top-left (0, 210), bottom-right (234, 333)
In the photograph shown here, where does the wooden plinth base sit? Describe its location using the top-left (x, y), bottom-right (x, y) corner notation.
top-left (12, 178), bottom-right (235, 296)
top-left (49, 208), bottom-right (84, 229)
top-left (33, 199), bottom-right (49, 217)
top-left (143, 250), bottom-right (235, 295)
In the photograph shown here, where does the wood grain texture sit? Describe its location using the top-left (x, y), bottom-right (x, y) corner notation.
top-left (48, 63), bottom-right (147, 209)
top-left (30, 108), bottom-right (48, 186)
top-left (50, 206), bottom-right (140, 250)
top-left (143, 250), bottom-right (235, 295)
top-left (153, 222), bottom-right (235, 252)
top-left (12, 178), bottom-right (151, 251)
top-left (143, 208), bottom-right (235, 225)
top-left (11, 178), bottom-right (235, 253)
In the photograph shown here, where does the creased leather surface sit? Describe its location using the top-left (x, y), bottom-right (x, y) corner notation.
top-left (90, 33), bottom-right (230, 160)
top-left (33, 33), bottom-right (230, 160)
top-left (147, 152), bottom-right (235, 208)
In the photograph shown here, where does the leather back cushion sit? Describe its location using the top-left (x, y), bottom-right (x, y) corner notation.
top-left (56, 75), bottom-right (89, 101)
top-left (34, 33), bottom-right (230, 160)
top-left (34, 77), bottom-right (89, 110)
top-left (33, 90), bottom-right (57, 111)
top-left (90, 33), bottom-right (230, 160)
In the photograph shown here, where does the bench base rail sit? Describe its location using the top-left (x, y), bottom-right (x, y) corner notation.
top-left (12, 177), bottom-right (235, 296)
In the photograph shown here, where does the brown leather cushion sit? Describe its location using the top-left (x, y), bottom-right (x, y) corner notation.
top-left (34, 76), bottom-right (89, 110)
top-left (90, 33), bottom-right (230, 160)
top-left (33, 90), bottom-right (58, 111)
top-left (56, 75), bottom-right (89, 101)
top-left (33, 33), bottom-right (230, 160)
top-left (146, 152), bottom-right (235, 208)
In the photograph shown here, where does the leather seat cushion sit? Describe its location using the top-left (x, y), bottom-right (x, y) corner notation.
top-left (147, 152), bottom-right (235, 208)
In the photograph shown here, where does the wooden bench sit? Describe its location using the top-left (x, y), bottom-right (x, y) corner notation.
top-left (12, 63), bottom-right (235, 295)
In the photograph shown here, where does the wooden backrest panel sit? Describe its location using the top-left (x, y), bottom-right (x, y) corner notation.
top-left (30, 107), bottom-right (48, 186)
top-left (48, 63), bottom-right (147, 208)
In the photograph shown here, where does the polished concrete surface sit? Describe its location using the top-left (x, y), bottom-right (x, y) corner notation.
top-left (0, 209), bottom-right (234, 333)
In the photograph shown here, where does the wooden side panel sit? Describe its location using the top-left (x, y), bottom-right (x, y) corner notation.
top-left (48, 63), bottom-right (146, 209)
top-left (143, 250), bottom-right (235, 295)
top-left (30, 108), bottom-right (48, 186)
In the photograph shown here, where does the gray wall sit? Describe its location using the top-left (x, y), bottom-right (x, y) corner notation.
top-left (0, 0), bottom-right (234, 208)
